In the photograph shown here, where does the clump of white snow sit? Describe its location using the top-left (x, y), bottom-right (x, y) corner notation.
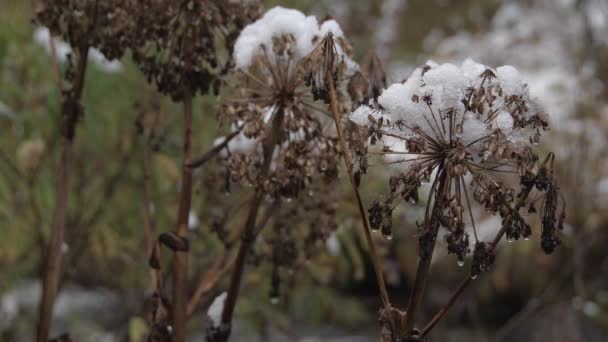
top-left (350, 59), bottom-right (538, 149)
top-left (233, 6), bottom-right (356, 72)
top-left (33, 27), bottom-right (123, 73)
top-left (207, 292), bottom-right (227, 327)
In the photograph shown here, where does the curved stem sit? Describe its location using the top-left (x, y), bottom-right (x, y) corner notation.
top-left (218, 107), bottom-right (285, 341)
top-left (327, 77), bottom-right (391, 309)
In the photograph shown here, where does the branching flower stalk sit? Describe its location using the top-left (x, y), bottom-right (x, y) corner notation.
top-left (129, 2), bottom-right (261, 340)
top-left (351, 59), bottom-right (565, 340)
top-left (420, 152), bottom-right (559, 337)
top-left (326, 54), bottom-right (391, 308)
top-left (171, 93), bottom-right (194, 341)
top-left (208, 7), bottom-right (360, 341)
top-left (36, 45), bottom-right (89, 342)
top-left (304, 32), bottom-right (397, 335)
top-left (216, 108), bottom-right (285, 342)
top-left (34, 1), bottom-right (146, 338)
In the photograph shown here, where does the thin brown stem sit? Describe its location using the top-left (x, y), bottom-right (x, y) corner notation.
top-left (172, 93), bottom-right (194, 342)
top-left (187, 125), bottom-right (243, 168)
top-left (403, 168), bottom-right (448, 334)
top-left (327, 77), bottom-right (391, 309)
top-left (187, 253), bottom-right (230, 318)
top-left (419, 182), bottom-right (536, 337)
top-left (421, 276), bottom-right (472, 336)
top-left (36, 45), bottom-right (89, 342)
top-left (143, 140), bottom-right (159, 290)
top-left (48, 33), bottom-right (63, 93)
top-left (218, 107), bottom-right (284, 341)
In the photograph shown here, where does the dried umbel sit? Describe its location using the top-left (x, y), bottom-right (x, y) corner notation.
top-left (257, 185), bottom-right (339, 303)
top-left (132, 0), bottom-right (262, 101)
top-left (35, 0), bottom-right (139, 59)
top-left (349, 52), bottom-right (388, 105)
top-left (351, 59), bottom-right (565, 277)
top-left (215, 7), bottom-right (360, 199)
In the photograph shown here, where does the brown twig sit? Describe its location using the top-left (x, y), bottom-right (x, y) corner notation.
top-left (36, 45), bottom-right (89, 342)
top-left (420, 276), bottom-right (472, 336)
top-left (327, 76), bottom-right (391, 310)
top-left (420, 180), bottom-right (537, 337)
top-left (172, 93), bottom-right (194, 342)
top-left (48, 33), bottom-right (63, 92)
top-left (186, 254), bottom-right (230, 318)
top-left (187, 126), bottom-right (243, 169)
top-left (187, 198), bottom-right (281, 320)
top-left (403, 169), bottom-right (448, 334)
top-left (218, 107), bottom-right (285, 341)
top-left (143, 138), bottom-right (159, 290)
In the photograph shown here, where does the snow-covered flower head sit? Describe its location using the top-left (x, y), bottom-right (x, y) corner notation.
top-left (233, 6), bottom-right (356, 72)
top-left (215, 6), bottom-right (361, 199)
top-left (351, 59), bottom-right (564, 277)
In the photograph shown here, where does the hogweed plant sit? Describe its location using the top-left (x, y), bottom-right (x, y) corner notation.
top-left (34, 0), bottom-right (132, 340)
top-left (350, 59), bottom-right (565, 340)
top-left (206, 6), bottom-right (365, 341)
top-left (29, 1), bottom-right (568, 341)
top-left (128, 1), bottom-right (261, 341)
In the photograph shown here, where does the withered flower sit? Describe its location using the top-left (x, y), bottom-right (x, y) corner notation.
top-left (350, 59), bottom-right (565, 277)
top-left (216, 7), bottom-right (360, 199)
top-left (35, 0), bottom-right (142, 60)
top-left (349, 52), bottom-right (388, 105)
top-left (132, 0), bottom-right (262, 101)
top-left (208, 8), bottom-right (358, 339)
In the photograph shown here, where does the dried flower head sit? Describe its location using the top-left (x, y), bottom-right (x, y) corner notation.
top-left (254, 184), bottom-right (339, 303)
top-left (132, 0), bottom-right (262, 101)
top-left (35, 0), bottom-right (139, 59)
top-left (350, 59), bottom-right (565, 277)
top-left (215, 7), bottom-right (360, 199)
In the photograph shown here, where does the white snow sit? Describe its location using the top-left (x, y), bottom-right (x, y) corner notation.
top-left (207, 292), bottom-right (227, 327)
top-left (188, 210), bottom-right (199, 230)
top-left (233, 6), bottom-right (357, 73)
top-left (349, 59), bottom-right (537, 149)
top-left (33, 27), bottom-right (123, 73)
top-left (325, 232), bottom-right (341, 256)
top-left (429, 1), bottom-right (604, 129)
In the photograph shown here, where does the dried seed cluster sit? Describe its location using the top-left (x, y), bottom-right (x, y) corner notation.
top-left (35, 0), bottom-right (138, 58)
top-left (351, 59), bottom-right (565, 277)
top-left (131, 0), bottom-right (262, 101)
top-left (215, 8), bottom-right (360, 200)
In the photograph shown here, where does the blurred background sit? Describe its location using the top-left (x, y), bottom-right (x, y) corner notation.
top-left (1, 0), bottom-right (608, 341)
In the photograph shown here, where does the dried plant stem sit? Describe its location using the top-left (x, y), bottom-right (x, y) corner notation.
top-left (172, 93), bottom-right (194, 342)
top-left (219, 108), bottom-right (285, 341)
top-left (327, 78), bottom-right (391, 309)
top-left (186, 252), bottom-right (230, 318)
top-left (420, 276), bottom-right (471, 336)
top-left (142, 141), bottom-right (159, 290)
top-left (187, 126), bottom-right (243, 169)
top-left (36, 45), bottom-right (89, 342)
top-left (403, 169), bottom-right (448, 334)
top-left (48, 33), bottom-right (62, 92)
top-left (420, 183), bottom-right (536, 337)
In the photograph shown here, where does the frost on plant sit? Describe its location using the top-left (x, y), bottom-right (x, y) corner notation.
top-left (351, 59), bottom-right (565, 277)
